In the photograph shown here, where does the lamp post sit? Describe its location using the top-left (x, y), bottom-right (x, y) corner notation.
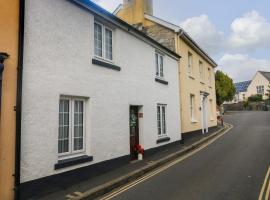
top-left (0, 52), bottom-right (9, 115)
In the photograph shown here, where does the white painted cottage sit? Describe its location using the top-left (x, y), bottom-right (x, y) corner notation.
top-left (20, 0), bottom-right (181, 197)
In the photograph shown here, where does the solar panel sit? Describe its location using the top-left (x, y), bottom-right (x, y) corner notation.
top-left (234, 81), bottom-right (251, 93)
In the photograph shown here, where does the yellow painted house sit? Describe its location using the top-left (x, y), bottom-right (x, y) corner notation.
top-left (0, 0), bottom-right (21, 199)
top-left (115, 0), bottom-right (218, 136)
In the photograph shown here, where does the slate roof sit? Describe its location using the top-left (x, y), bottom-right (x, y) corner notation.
top-left (234, 81), bottom-right (251, 93)
top-left (259, 71), bottom-right (270, 82)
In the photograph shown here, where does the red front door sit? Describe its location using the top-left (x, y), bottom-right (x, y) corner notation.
top-left (130, 106), bottom-right (139, 160)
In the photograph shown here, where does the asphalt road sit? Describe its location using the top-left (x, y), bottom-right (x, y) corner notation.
top-left (103, 111), bottom-right (270, 200)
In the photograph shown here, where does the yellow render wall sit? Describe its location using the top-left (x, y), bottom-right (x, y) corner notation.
top-left (117, 0), bottom-right (147, 25)
top-left (0, 0), bottom-right (19, 199)
top-left (177, 38), bottom-right (217, 134)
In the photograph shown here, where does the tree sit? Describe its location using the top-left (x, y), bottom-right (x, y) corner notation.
top-left (215, 70), bottom-right (236, 106)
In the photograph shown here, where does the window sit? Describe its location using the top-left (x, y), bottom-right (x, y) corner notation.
top-left (199, 61), bottom-right (204, 80)
top-left (157, 104), bottom-right (166, 136)
top-left (94, 22), bottom-right (113, 61)
top-left (208, 68), bottom-right (211, 84)
top-left (256, 85), bottom-right (264, 94)
top-left (58, 98), bottom-right (85, 156)
top-left (155, 52), bottom-right (164, 78)
top-left (209, 99), bottom-right (214, 120)
top-left (190, 94), bottom-right (195, 121)
top-left (188, 52), bottom-right (193, 75)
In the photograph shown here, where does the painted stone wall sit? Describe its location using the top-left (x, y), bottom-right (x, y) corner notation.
top-left (21, 0), bottom-right (181, 183)
top-left (0, 0), bottom-right (19, 199)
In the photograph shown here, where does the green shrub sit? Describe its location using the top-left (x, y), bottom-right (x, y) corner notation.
top-left (248, 94), bottom-right (263, 102)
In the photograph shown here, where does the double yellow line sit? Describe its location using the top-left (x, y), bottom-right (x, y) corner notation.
top-left (259, 166), bottom-right (270, 200)
top-left (99, 124), bottom-right (233, 200)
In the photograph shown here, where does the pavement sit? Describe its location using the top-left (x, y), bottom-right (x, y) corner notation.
top-left (96, 111), bottom-right (270, 200)
top-left (37, 125), bottom-right (225, 200)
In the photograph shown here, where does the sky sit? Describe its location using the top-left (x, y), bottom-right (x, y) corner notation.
top-left (92, 0), bottom-right (270, 82)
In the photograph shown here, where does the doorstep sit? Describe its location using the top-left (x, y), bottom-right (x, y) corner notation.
top-left (37, 125), bottom-right (226, 200)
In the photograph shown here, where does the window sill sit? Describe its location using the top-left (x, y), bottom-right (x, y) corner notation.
top-left (188, 75), bottom-right (195, 80)
top-left (191, 119), bottom-right (198, 123)
top-left (155, 78), bottom-right (169, 85)
top-left (55, 155), bottom-right (93, 170)
top-left (156, 136), bottom-right (170, 144)
top-left (92, 58), bottom-right (121, 71)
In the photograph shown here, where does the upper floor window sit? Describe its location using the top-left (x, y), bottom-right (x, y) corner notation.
top-left (94, 22), bottom-right (113, 61)
top-left (256, 85), bottom-right (264, 94)
top-left (155, 52), bottom-right (164, 78)
top-left (199, 61), bottom-right (204, 80)
top-left (208, 68), bottom-right (212, 84)
top-left (58, 98), bottom-right (86, 156)
top-left (188, 52), bottom-right (193, 75)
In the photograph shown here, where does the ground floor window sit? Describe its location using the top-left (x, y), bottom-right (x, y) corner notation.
top-left (157, 104), bottom-right (167, 136)
top-left (58, 97), bottom-right (85, 156)
top-left (209, 99), bottom-right (214, 120)
top-left (190, 94), bottom-right (195, 121)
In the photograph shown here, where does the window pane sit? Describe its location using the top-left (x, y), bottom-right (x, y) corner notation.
top-left (58, 100), bottom-right (70, 154)
top-left (94, 23), bottom-right (102, 57)
top-left (105, 29), bottom-right (113, 60)
top-left (64, 113), bottom-right (69, 126)
top-left (159, 55), bottom-right (163, 77)
top-left (74, 100), bottom-right (84, 151)
top-left (162, 106), bottom-right (166, 134)
top-left (157, 106), bottom-right (161, 135)
top-left (155, 53), bottom-right (159, 76)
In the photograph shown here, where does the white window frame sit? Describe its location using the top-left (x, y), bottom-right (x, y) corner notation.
top-left (188, 52), bottom-right (193, 75)
top-left (94, 21), bottom-right (114, 62)
top-left (157, 104), bottom-right (167, 137)
top-left (155, 52), bottom-right (164, 79)
top-left (190, 94), bottom-right (196, 122)
top-left (58, 97), bottom-right (86, 158)
top-left (256, 85), bottom-right (264, 94)
top-left (199, 61), bottom-right (204, 80)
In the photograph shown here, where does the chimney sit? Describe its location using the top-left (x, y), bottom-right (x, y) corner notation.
top-left (123, 0), bottom-right (153, 15)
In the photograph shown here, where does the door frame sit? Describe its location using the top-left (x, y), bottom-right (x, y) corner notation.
top-left (129, 105), bottom-right (140, 160)
top-left (200, 92), bottom-right (209, 134)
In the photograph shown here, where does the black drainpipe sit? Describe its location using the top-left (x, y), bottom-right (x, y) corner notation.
top-left (14, 0), bottom-right (25, 199)
top-left (0, 52), bottom-right (9, 116)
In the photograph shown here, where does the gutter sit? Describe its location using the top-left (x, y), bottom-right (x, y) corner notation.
top-left (176, 29), bottom-right (218, 67)
top-left (14, 0), bottom-right (25, 199)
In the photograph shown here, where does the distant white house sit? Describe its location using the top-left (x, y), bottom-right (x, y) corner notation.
top-left (234, 81), bottom-right (251, 103)
top-left (20, 0), bottom-right (181, 198)
top-left (225, 71), bottom-right (270, 105)
top-left (246, 71), bottom-right (270, 100)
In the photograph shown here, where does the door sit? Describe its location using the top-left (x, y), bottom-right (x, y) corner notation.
top-left (201, 95), bottom-right (208, 134)
top-left (130, 106), bottom-right (139, 160)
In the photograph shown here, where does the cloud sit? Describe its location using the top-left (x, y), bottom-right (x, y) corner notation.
top-left (218, 53), bottom-right (270, 82)
top-left (92, 0), bottom-right (121, 12)
top-left (180, 15), bottom-right (225, 56)
top-left (228, 11), bottom-right (270, 51)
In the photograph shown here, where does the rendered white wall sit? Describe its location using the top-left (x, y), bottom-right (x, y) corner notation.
top-left (21, 0), bottom-right (181, 183)
top-left (246, 72), bottom-right (269, 100)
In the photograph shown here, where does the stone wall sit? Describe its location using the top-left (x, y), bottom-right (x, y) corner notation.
top-left (144, 24), bottom-right (176, 52)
